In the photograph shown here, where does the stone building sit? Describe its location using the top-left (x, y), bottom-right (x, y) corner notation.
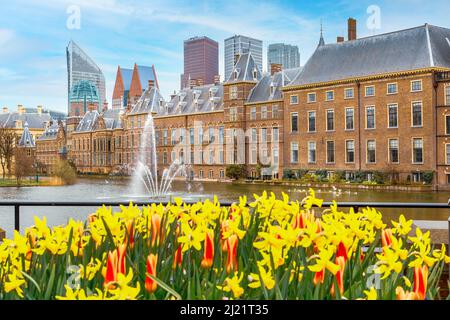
top-left (35, 121), bottom-right (67, 173)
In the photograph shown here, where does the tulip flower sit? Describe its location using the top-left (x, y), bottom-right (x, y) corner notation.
top-left (336, 241), bottom-right (348, 262)
top-left (151, 214), bottom-right (162, 245)
top-left (396, 286), bottom-right (418, 300)
top-left (331, 256), bottom-right (346, 296)
top-left (145, 254), bottom-right (158, 293)
top-left (413, 265), bottom-right (428, 300)
top-left (382, 229), bottom-right (393, 247)
top-left (172, 245), bottom-right (183, 269)
top-left (313, 269), bottom-right (325, 285)
top-left (226, 235), bottom-right (238, 273)
top-left (125, 220), bottom-right (135, 249)
top-left (201, 230), bottom-right (214, 269)
top-left (104, 244), bottom-right (126, 288)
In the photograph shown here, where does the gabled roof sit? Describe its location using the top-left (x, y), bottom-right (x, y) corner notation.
top-left (289, 24), bottom-right (450, 87)
top-left (18, 124), bottom-right (35, 148)
top-left (37, 121), bottom-right (64, 141)
top-left (247, 67), bottom-right (302, 103)
top-left (129, 86), bottom-right (165, 115)
top-left (137, 65), bottom-right (157, 89)
top-left (74, 110), bottom-right (100, 132)
top-left (226, 52), bottom-right (262, 83)
top-left (74, 109), bottom-right (123, 133)
top-left (160, 83), bottom-right (223, 116)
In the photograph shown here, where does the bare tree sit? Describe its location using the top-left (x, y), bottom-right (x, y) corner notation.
top-left (0, 128), bottom-right (16, 179)
top-left (14, 148), bottom-right (34, 185)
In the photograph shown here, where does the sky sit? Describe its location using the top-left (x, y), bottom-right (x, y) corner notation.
top-left (1, 0), bottom-right (450, 114)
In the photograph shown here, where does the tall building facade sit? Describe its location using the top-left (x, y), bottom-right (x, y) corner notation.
top-left (180, 36), bottom-right (219, 89)
top-left (224, 35), bottom-right (263, 81)
top-left (267, 43), bottom-right (300, 70)
top-left (66, 40), bottom-right (106, 114)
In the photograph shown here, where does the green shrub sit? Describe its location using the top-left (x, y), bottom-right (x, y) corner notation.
top-left (296, 169), bottom-right (308, 179)
top-left (372, 171), bottom-right (387, 184)
top-left (53, 160), bottom-right (77, 185)
top-left (283, 169), bottom-right (296, 180)
top-left (422, 171), bottom-right (434, 184)
top-left (225, 164), bottom-right (247, 180)
top-left (315, 170), bottom-right (328, 182)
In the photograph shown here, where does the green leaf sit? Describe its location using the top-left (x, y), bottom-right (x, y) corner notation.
top-left (147, 274), bottom-right (182, 300)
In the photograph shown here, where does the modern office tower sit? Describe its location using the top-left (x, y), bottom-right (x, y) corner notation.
top-left (180, 36), bottom-right (219, 89)
top-left (267, 43), bottom-right (300, 70)
top-left (224, 35), bottom-right (263, 81)
top-left (66, 40), bottom-right (106, 114)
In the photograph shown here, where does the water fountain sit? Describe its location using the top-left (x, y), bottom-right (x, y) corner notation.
top-left (131, 112), bottom-right (187, 198)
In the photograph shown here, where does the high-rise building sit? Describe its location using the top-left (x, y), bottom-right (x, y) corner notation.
top-left (66, 40), bottom-right (106, 114)
top-left (224, 35), bottom-right (263, 81)
top-left (180, 36), bottom-right (219, 89)
top-left (267, 43), bottom-right (300, 70)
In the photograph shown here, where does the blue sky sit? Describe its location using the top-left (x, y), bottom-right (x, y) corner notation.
top-left (1, 0), bottom-right (450, 114)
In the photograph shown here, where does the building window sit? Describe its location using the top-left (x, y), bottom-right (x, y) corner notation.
top-left (220, 170), bottom-right (225, 179)
top-left (346, 140), bottom-right (355, 163)
top-left (273, 148), bottom-right (279, 165)
top-left (445, 144), bottom-right (450, 165)
top-left (412, 138), bottom-right (423, 163)
top-left (209, 127), bottom-right (215, 143)
top-left (290, 95), bottom-right (298, 105)
top-left (345, 108), bottom-right (354, 130)
top-left (308, 141), bottom-right (316, 163)
top-left (325, 90), bottom-right (334, 101)
top-left (163, 151), bottom-right (168, 164)
top-left (411, 80), bottom-right (422, 92)
top-left (261, 106), bottom-right (267, 119)
top-left (344, 88), bottom-right (354, 99)
top-left (326, 109), bottom-right (334, 131)
top-left (180, 128), bottom-right (185, 144)
top-left (209, 148), bottom-right (214, 164)
top-left (251, 128), bottom-right (257, 143)
top-left (250, 107), bottom-right (256, 120)
top-left (388, 104), bottom-right (398, 128)
top-left (326, 141), bottom-right (335, 163)
top-left (307, 93), bottom-right (316, 103)
top-left (389, 139), bottom-right (399, 163)
top-left (366, 106), bottom-right (375, 129)
top-left (365, 86), bottom-right (375, 97)
top-left (219, 126), bottom-right (224, 144)
top-left (230, 107), bottom-right (238, 121)
top-left (163, 129), bottom-right (168, 146)
top-left (446, 86), bottom-right (450, 105)
top-left (445, 115), bottom-right (450, 135)
top-left (189, 128), bottom-right (194, 145)
top-left (412, 102), bottom-right (423, 127)
top-left (260, 128), bottom-right (267, 143)
top-left (250, 147), bottom-right (257, 164)
top-left (219, 149), bottom-right (224, 164)
top-left (171, 129), bottom-right (177, 145)
top-left (230, 86), bottom-right (238, 99)
top-left (367, 140), bottom-right (376, 163)
top-left (291, 142), bottom-right (299, 163)
top-left (308, 111), bottom-right (316, 132)
top-left (272, 127), bottom-right (279, 142)
top-left (199, 170), bottom-right (204, 179)
top-left (209, 170), bottom-right (213, 179)
top-left (387, 83), bottom-right (398, 94)
top-left (447, 174), bottom-right (450, 185)
top-left (272, 104), bottom-right (278, 118)
top-left (291, 112), bottom-right (298, 132)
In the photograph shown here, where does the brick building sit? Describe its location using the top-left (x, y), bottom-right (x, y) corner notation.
top-left (35, 121), bottom-right (67, 172)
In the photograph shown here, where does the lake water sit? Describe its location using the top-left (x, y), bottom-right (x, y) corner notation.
top-left (0, 177), bottom-right (449, 238)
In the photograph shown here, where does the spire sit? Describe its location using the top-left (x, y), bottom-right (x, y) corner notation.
top-left (318, 21), bottom-right (325, 47)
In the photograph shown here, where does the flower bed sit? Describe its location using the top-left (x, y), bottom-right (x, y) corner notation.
top-left (0, 190), bottom-right (449, 300)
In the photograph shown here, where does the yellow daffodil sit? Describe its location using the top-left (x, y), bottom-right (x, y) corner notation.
top-left (217, 272), bottom-right (244, 299)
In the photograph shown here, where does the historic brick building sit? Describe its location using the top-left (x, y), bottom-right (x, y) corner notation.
top-left (35, 120), bottom-right (67, 173)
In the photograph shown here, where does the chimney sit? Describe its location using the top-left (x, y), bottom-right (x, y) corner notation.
top-left (170, 90), bottom-right (177, 100)
top-left (270, 63), bottom-right (282, 76)
top-left (214, 75), bottom-right (220, 85)
top-left (18, 104), bottom-right (25, 115)
top-left (37, 105), bottom-right (43, 114)
top-left (196, 78), bottom-right (204, 87)
top-left (337, 36), bottom-right (345, 43)
top-left (348, 18), bottom-right (357, 41)
top-left (2, 106), bottom-right (8, 114)
top-left (148, 79), bottom-right (155, 89)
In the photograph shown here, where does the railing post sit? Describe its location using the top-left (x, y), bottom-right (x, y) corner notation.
top-left (14, 205), bottom-right (20, 232)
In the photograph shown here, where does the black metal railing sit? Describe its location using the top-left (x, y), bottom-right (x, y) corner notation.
top-left (0, 199), bottom-right (449, 235)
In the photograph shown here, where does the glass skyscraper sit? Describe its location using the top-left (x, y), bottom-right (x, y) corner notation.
top-left (267, 43), bottom-right (300, 70)
top-left (66, 40), bottom-right (106, 114)
top-left (224, 35), bottom-right (263, 81)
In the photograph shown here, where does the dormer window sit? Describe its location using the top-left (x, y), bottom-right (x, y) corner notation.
top-left (234, 69), bottom-right (239, 80)
top-left (270, 83), bottom-right (276, 96)
top-left (252, 68), bottom-right (258, 80)
top-left (159, 99), bottom-right (164, 108)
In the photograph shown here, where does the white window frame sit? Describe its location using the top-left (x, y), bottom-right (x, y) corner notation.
top-left (344, 88), bottom-right (354, 99)
top-left (307, 92), bottom-right (316, 103)
top-left (388, 138), bottom-right (400, 164)
top-left (445, 143), bottom-right (450, 165)
top-left (345, 107), bottom-right (354, 131)
top-left (291, 112), bottom-right (299, 133)
top-left (366, 139), bottom-right (376, 164)
top-left (291, 142), bottom-right (299, 164)
top-left (387, 103), bottom-right (398, 129)
top-left (325, 90), bottom-right (335, 101)
top-left (411, 80), bottom-right (423, 92)
top-left (411, 101), bottom-right (423, 127)
top-left (290, 94), bottom-right (299, 105)
top-left (307, 110), bottom-right (316, 133)
top-left (308, 141), bottom-right (316, 164)
top-left (446, 114), bottom-right (450, 135)
top-left (365, 85), bottom-right (375, 97)
top-left (261, 106), bottom-right (268, 119)
top-left (326, 109), bottom-right (335, 132)
top-left (250, 106), bottom-right (256, 120)
top-left (445, 85), bottom-right (450, 106)
top-left (387, 82), bottom-right (398, 95)
top-left (326, 140), bottom-right (335, 164)
top-left (345, 139), bottom-right (355, 164)
top-left (365, 105), bottom-right (376, 129)
top-left (412, 137), bottom-right (424, 164)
